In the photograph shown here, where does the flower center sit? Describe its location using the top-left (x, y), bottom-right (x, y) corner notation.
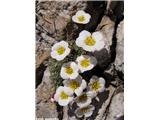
top-left (57, 46), bottom-right (65, 55)
top-left (80, 59), bottom-right (90, 68)
top-left (65, 67), bottom-right (73, 75)
top-left (91, 81), bottom-right (101, 91)
top-left (60, 91), bottom-right (69, 100)
top-left (80, 107), bottom-right (90, 113)
top-left (69, 80), bottom-right (80, 90)
top-left (78, 94), bottom-right (87, 103)
top-left (77, 15), bottom-right (85, 22)
top-left (85, 36), bottom-right (96, 46)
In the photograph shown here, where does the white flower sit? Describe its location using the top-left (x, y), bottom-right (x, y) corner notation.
top-left (76, 55), bottom-right (97, 73)
top-left (87, 76), bottom-right (105, 97)
top-left (72, 10), bottom-right (91, 24)
top-left (51, 41), bottom-right (71, 61)
top-left (60, 62), bottom-right (79, 79)
top-left (75, 92), bottom-right (92, 108)
top-left (75, 105), bottom-right (95, 118)
top-left (54, 86), bottom-right (74, 106)
top-left (63, 76), bottom-right (87, 96)
top-left (76, 30), bottom-right (105, 52)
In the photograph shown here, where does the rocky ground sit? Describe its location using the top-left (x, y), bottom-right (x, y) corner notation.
top-left (36, 0), bottom-right (124, 120)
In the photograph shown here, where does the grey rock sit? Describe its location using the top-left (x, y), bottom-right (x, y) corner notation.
top-left (106, 92), bottom-right (124, 120)
top-left (36, 102), bottom-right (58, 119)
top-left (36, 1), bottom-right (87, 68)
top-left (104, 65), bottom-right (124, 87)
top-left (94, 16), bottom-right (115, 69)
top-left (36, 1), bottom-right (87, 36)
top-left (114, 21), bottom-right (124, 73)
top-left (105, 1), bottom-right (124, 21)
top-left (66, 86), bottom-right (116, 120)
top-left (36, 68), bottom-right (58, 118)
top-left (97, 16), bottom-right (115, 53)
top-left (95, 86), bottom-right (116, 120)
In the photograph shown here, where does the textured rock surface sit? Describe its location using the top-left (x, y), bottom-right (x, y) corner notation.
top-left (36, 68), bottom-right (58, 118)
top-left (106, 92), bottom-right (124, 120)
top-left (36, 0), bottom-right (87, 68)
top-left (36, 1), bottom-right (124, 120)
top-left (97, 16), bottom-right (115, 53)
top-left (95, 86), bottom-right (115, 120)
top-left (65, 86), bottom-right (115, 120)
top-left (114, 21), bottom-right (124, 74)
top-left (93, 16), bottom-right (115, 69)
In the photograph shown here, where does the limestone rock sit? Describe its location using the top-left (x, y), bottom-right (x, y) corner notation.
top-left (114, 21), bottom-right (124, 74)
top-left (94, 16), bottom-right (115, 69)
top-left (36, 68), bottom-right (58, 118)
top-left (36, 1), bottom-right (87, 68)
top-left (66, 86), bottom-right (116, 120)
top-left (105, 1), bottom-right (124, 21)
top-left (97, 16), bottom-right (115, 52)
top-left (106, 92), bottom-right (124, 120)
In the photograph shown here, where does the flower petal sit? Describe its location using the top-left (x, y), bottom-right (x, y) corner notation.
top-left (75, 87), bottom-right (83, 96)
top-left (64, 86), bottom-right (74, 96)
top-left (60, 67), bottom-right (68, 79)
top-left (81, 80), bottom-right (87, 89)
top-left (72, 15), bottom-right (77, 23)
top-left (76, 10), bottom-right (86, 16)
top-left (69, 71), bottom-right (79, 79)
top-left (79, 30), bottom-right (91, 37)
top-left (77, 97), bottom-right (91, 108)
top-left (75, 108), bottom-right (83, 118)
top-left (84, 110), bottom-right (93, 117)
top-left (99, 77), bottom-right (105, 85)
top-left (58, 96), bottom-right (73, 106)
top-left (95, 40), bottom-right (105, 51)
top-left (87, 91), bottom-right (97, 98)
top-left (92, 31), bottom-right (103, 41)
top-left (98, 86), bottom-right (105, 93)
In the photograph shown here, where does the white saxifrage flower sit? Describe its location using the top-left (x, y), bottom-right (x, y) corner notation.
top-left (63, 76), bottom-right (87, 96)
top-left (75, 105), bottom-right (95, 118)
top-left (75, 92), bottom-right (92, 108)
top-left (76, 30), bottom-right (105, 52)
top-left (54, 86), bottom-right (74, 106)
top-left (72, 10), bottom-right (91, 24)
top-left (51, 41), bottom-right (71, 61)
top-left (60, 62), bottom-right (79, 79)
top-left (76, 55), bottom-right (97, 73)
top-left (87, 76), bottom-right (105, 97)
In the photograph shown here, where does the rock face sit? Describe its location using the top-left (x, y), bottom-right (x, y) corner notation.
top-left (66, 86), bottom-right (116, 120)
top-left (36, 0), bottom-right (87, 68)
top-left (106, 92), bottom-right (124, 120)
top-left (114, 21), bottom-right (124, 74)
top-left (97, 16), bottom-right (115, 53)
top-left (94, 16), bottom-right (115, 69)
top-left (36, 1), bottom-right (124, 120)
top-left (36, 68), bottom-right (58, 118)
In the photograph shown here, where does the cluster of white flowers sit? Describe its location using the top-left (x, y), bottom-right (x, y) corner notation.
top-left (54, 75), bottom-right (105, 118)
top-left (50, 10), bottom-right (106, 118)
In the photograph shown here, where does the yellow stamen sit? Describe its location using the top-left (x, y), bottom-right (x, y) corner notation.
top-left (69, 80), bottom-right (80, 90)
top-left (57, 46), bottom-right (65, 55)
top-left (65, 67), bottom-right (73, 75)
top-left (80, 107), bottom-right (90, 113)
top-left (60, 91), bottom-right (69, 100)
top-left (85, 36), bottom-right (96, 46)
top-left (91, 81), bottom-right (101, 91)
top-left (77, 15), bottom-right (85, 22)
top-left (80, 59), bottom-right (90, 68)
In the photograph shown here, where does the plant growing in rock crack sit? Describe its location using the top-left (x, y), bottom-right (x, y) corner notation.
top-left (49, 10), bottom-right (107, 118)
